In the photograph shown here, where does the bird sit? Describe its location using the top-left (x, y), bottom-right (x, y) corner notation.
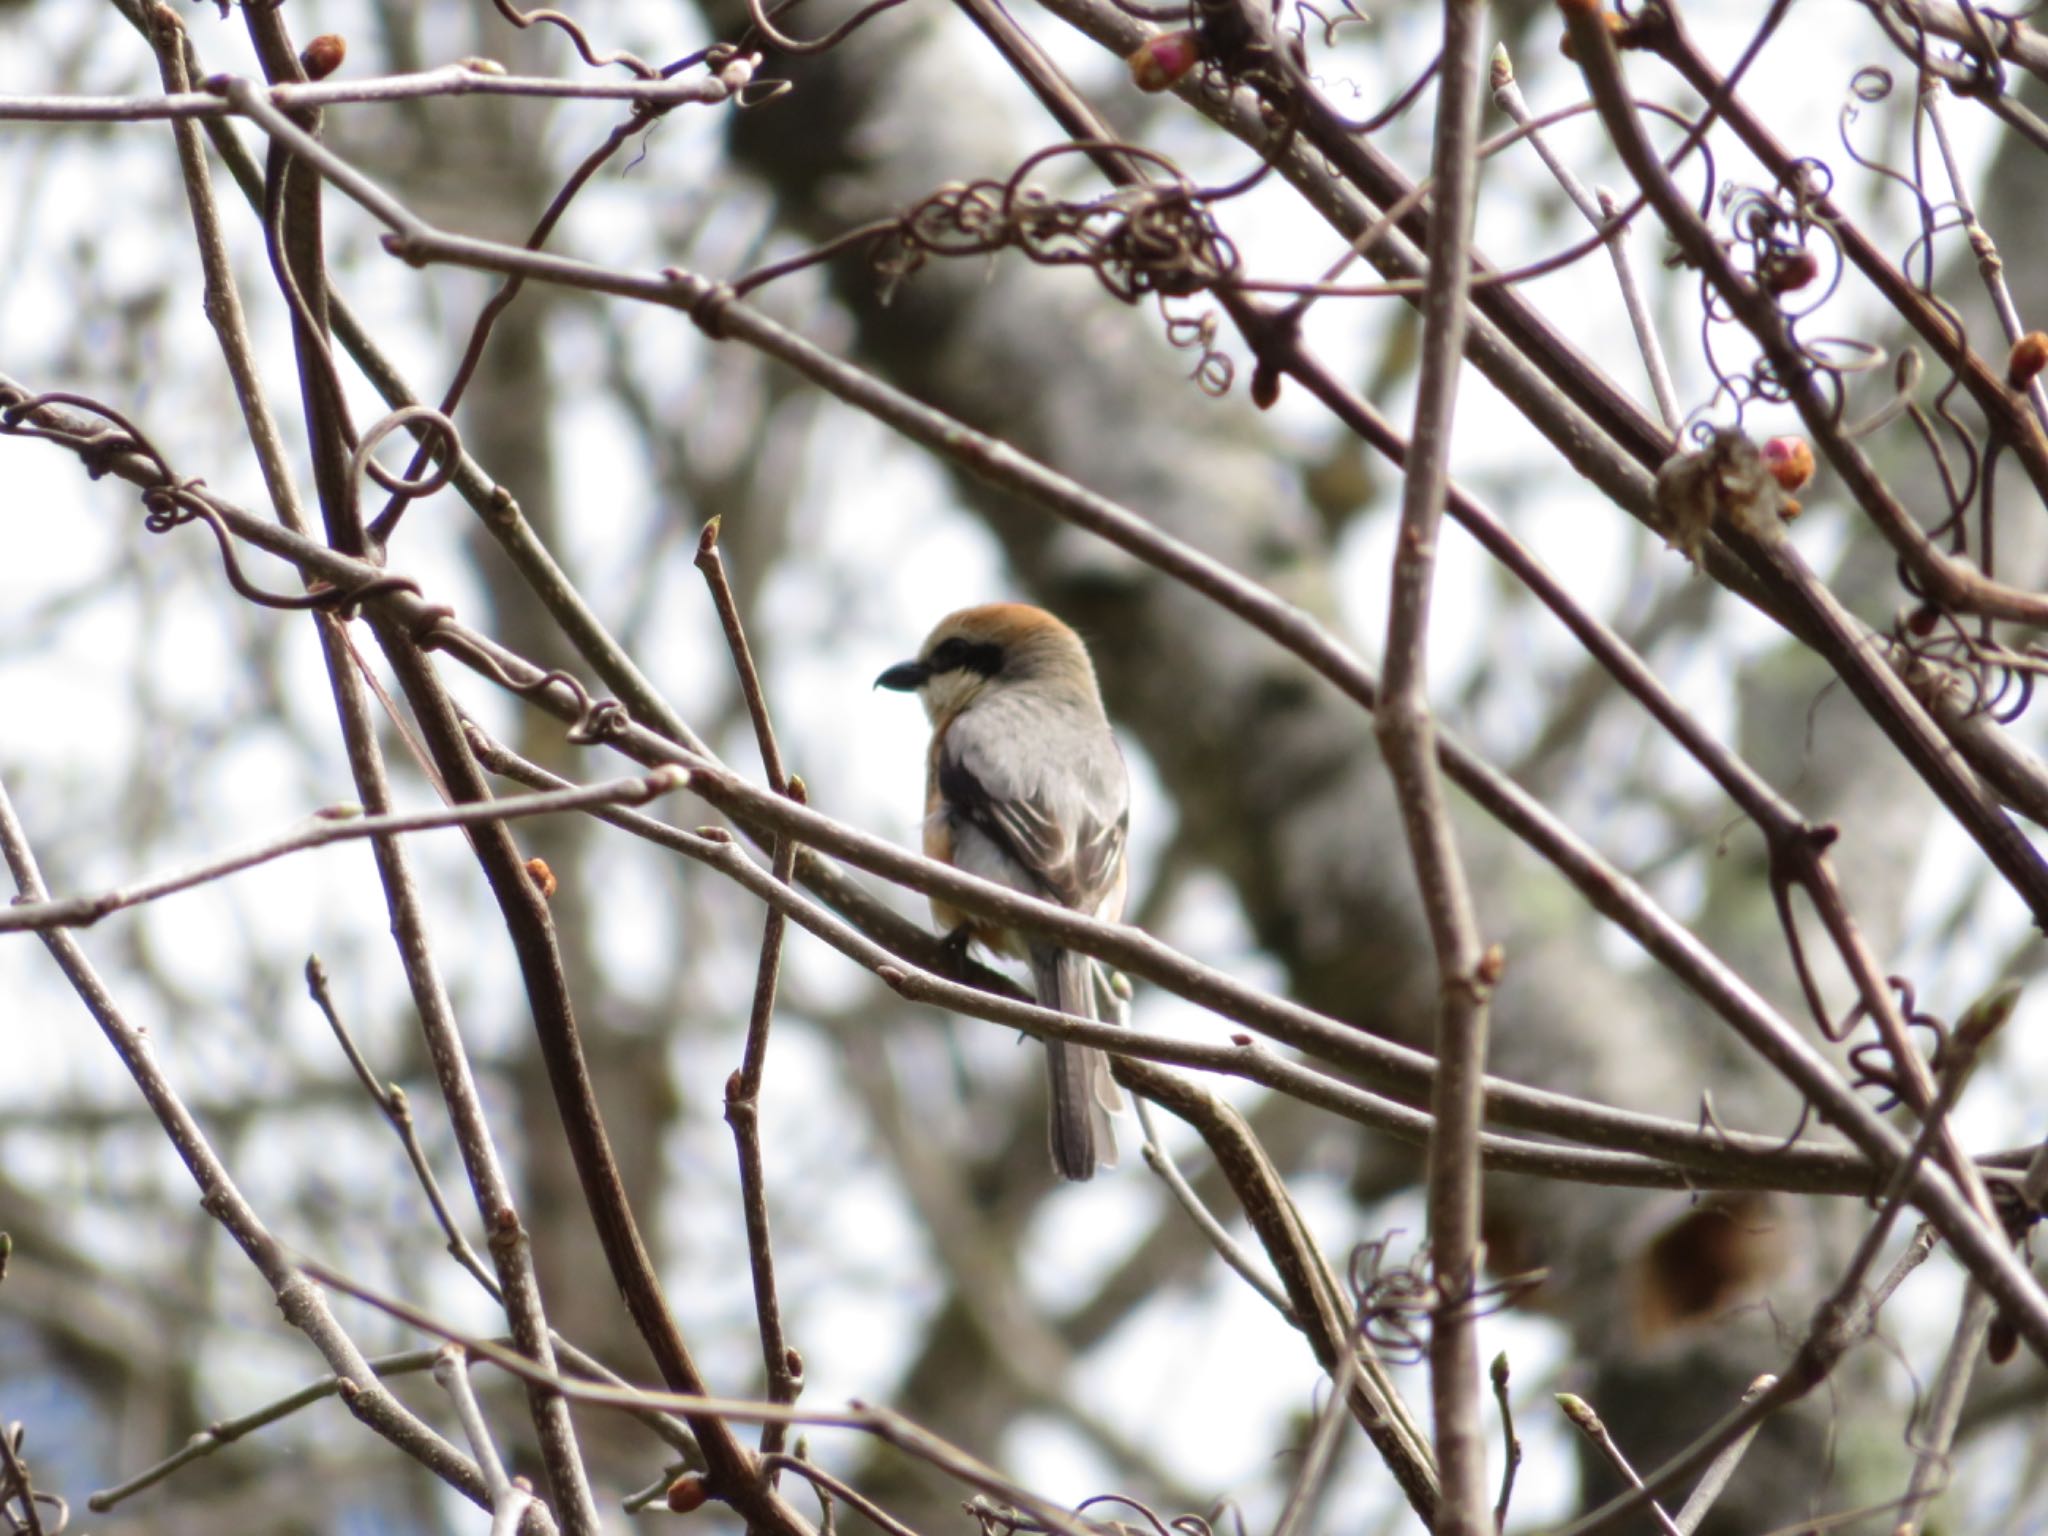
top-left (876, 603), bottom-right (1130, 1180)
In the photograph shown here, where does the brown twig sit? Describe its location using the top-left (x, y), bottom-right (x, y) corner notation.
top-left (293, 1260), bottom-right (1108, 1536)
top-left (0, 774), bottom-right (537, 1529)
top-left (697, 517), bottom-right (806, 1471)
top-left (1489, 1354), bottom-right (1521, 1533)
top-left (1370, 4), bottom-right (1492, 1529)
top-left (1557, 1394), bottom-right (1686, 1536)
top-left (1116, 1059), bottom-right (1439, 1524)
top-left (10, 373), bottom-right (2048, 1354)
top-left (0, 772), bottom-right (684, 934)
top-left (1561, 0), bottom-right (2013, 1249)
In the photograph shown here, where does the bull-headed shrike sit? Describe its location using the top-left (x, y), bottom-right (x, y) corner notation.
top-left (877, 603), bottom-right (1129, 1180)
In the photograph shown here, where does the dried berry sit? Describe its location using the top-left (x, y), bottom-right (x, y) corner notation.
top-left (1757, 247), bottom-right (1818, 294)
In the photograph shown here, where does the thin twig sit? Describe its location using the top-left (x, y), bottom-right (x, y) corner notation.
top-left (371, 620), bottom-right (807, 1534)
top-left (763, 1455), bottom-right (926, 1536)
top-left (145, 2), bottom-right (310, 536)
top-left (1562, 0), bottom-right (2013, 1236)
top-left (1374, 7), bottom-right (1493, 1530)
top-left (1895, 1283), bottom-right (1995, 1536)
top-left (1120, 1061), bottom-right (1439, 1524)
top-left (1672, 1374), bottom-right (1779, 1535)
top-left (1269, 1346), bottom-right (1360, 1536)
top-left (0, 771), bottom-right (685, 934)
top-left (0, 63), bottom-right (745, 122)
top-left (1557, 1395), bottom-right (1686, 1536)
top-left (1486, 45), bottom-right (1680, 437)
top-left (0, 773), bottom-right (534, 1529)
top-left (1921, 81), bottom-right (2048, 439)
top-left (434, 1346), bottom-right (537, 1536)
top-left (0, 1427), bottom-right (48, 1536)
top-left (1132, 1097), bottom-right (1296, 1322)
top-left (1490, 1353), bottom-right (1521, 1533)
top-left (304, 956), bottom-right (495, 1291)
top-left (91, 1345), bottom-right (456, 1510)
top-left (292, 1261), bottom-right (1109, 1536)
top-left (697, 517), bottom-right (806, 1470)
top-left (9, 375), bottom-right (2046, 1354)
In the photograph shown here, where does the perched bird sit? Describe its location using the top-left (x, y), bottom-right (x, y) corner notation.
top-left (876, 603), bottom-right (1130, 1180)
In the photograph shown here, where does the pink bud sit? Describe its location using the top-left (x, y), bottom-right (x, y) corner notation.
top-left (1761, 435), bottom-right (1814, 492)
top-left (1128, 31), bottom-right (1202, 92)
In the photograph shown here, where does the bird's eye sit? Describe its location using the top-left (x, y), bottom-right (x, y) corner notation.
top-left (926, 636), bottom-right (1004, 677)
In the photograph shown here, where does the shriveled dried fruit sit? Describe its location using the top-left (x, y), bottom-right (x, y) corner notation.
top-left (1757, 247), bottom-right (1818, 294)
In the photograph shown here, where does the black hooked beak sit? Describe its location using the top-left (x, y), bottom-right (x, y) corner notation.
top-left (874, 658), bottom-right (929, 692)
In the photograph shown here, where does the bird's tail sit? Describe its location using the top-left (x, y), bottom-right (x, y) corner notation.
top-left (1036, 948), bottom-right (1120, 1181)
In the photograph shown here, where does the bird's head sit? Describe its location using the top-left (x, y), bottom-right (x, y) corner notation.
top-left (875, 603), bottom-right (1098, 724)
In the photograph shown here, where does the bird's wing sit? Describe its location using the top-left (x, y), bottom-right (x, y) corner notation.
top-left (936, 707), bottom-right (1127, 914)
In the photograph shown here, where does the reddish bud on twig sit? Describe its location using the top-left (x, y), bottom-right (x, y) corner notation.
top-left (1761, 435), bottom-right (1814, 492)
top-left (1476, 944), bottom-right (1506, 987)
top-left (2007, 331), bottom-right (2048, 389)
top-left (1250, 362), bottom-right (1281, 410)
top-left (1558, 5), bottom-right (1623, 60)
top-left (1127, 31), bottom-right (1202, 92)
top-left (1991, 1316), bottom-right (2019, 1364)
top-left (300, 34), bottom-right (346, 80)
top-left (666, 1474), bottom-right (711, 1513)
top-left (525, 857), bottom-right (557, 898)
